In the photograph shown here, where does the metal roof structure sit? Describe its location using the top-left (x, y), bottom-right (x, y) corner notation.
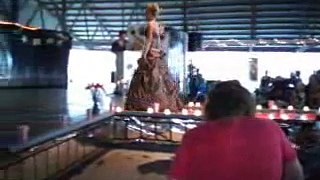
top-left (8, 0), bottom-right (320, 51)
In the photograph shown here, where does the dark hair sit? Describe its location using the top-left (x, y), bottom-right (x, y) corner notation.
top-left (204, 80), bottom-right (255, 120)
top-left (119, 30), bottom-right (127, 36)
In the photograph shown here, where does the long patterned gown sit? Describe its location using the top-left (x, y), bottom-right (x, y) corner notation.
top-left (125, 25), bottom-right (183, 112)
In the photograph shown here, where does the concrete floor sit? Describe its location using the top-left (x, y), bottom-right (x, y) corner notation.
top-left (71, 149), bottom-right (173, 180)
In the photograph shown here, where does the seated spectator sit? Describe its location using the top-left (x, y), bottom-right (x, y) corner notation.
top-left (170, 80), bottom-right (303, 180)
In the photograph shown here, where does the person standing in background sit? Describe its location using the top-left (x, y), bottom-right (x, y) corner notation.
top-left (111, 30), bottom-right (127, 95)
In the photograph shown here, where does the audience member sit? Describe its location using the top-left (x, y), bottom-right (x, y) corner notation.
top-left (170, 80), bottom-right (303, 180)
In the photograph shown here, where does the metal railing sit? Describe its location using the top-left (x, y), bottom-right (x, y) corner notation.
top-left (0, 111), bottom-right (318, 180)
top-left (0, 114), bottom-right (112, 180)
top-left (107, 112), bottom-right (202, 143)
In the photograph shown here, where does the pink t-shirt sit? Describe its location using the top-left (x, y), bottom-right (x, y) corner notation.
top-left (170, 117), bottom-right (297, 180)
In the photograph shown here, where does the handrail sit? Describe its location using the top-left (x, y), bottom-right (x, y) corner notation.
top-left (0, 111), bottom-right (201, 170)
top-left (0, 112), bottom-right (115, 180)
top-left (0, 113), bottom-right (110, 168)
top-left (3, 110), bottom-right (318, 154)
top-left (114, 111), bottom-right (203, 120)
top-left (7, 112), bottom-right (112, 153)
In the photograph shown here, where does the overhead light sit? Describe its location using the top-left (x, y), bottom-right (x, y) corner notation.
top-left (278, 40), bottom-right (287, 44)
top-left (296, 40), bottom-right (305, 45)
top-left (258, 39), bottom-right (267, 44)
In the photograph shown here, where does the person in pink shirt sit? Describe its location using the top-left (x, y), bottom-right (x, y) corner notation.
top-left (170, 80), bottom-right (303, 180)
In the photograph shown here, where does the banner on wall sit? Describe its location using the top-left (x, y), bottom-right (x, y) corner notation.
top-left (249, 58), bottom-right (258, 81)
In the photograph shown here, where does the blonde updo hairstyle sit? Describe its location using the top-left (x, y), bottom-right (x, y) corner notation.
top-left (146, 3), bottom-right (160, 17)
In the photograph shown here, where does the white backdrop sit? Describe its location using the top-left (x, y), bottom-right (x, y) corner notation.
top-left (68, 49), bottom-right (320, 97)
top-left (68, 49), bottom-right (116, 91)
top-left (67, 49), bottom-right (116, 116)
top-left (187, 51), bottom-right (320, 92)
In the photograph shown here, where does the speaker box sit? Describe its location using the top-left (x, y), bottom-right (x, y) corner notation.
top-left (188, 32), bottom-right (202, 51)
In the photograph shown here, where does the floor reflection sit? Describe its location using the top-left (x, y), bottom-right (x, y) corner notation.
top-left (0, 86), bottom-right (124, 149)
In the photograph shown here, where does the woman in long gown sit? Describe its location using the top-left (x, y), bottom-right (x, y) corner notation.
top-left (125, 3), bottom-right (183, 112)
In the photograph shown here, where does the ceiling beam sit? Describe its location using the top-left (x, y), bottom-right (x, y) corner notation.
top-left (81, 0), bottom-right (110, 38)
top-left (43, 0), bottom-right (305, 6)
top-left (35, 0), bottom-right (89, 47)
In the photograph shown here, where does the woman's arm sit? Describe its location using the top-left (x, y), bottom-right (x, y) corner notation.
top-left (143, 22), bottom-right (154, 59)
top-left (283, 158), bottom-right (304, 180)
top-left (279, 128), bottom-right (304, 180)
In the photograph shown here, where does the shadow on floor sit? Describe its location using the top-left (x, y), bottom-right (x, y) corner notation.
top-left (137, 159), bottom-right (172, 175)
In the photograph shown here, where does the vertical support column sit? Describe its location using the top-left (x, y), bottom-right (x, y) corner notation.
top-left (114, 51), bottom-right (124, 95)
top-left (121, 0), bottom-right (125, 30)
top-left (250, 2), bottom-right (257, 40)
top-left (183, 0), bottom-right (188, 32)
top-left (61, 0), bottom-right (67, 31)
top-left (11, 0), bottom-right (19, 22)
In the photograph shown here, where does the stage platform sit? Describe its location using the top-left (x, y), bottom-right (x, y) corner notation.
top-left (1, 85), bottom-right (319, 152)
top-left (1, 89), bottom-right (320, 179)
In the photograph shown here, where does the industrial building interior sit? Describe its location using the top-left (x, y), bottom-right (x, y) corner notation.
top-left (1, 0), bottom-right (320, 179)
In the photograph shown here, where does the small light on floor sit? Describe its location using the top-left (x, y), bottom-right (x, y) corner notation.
top-left (256, 104), bottom-right (262, 110)
top-left (115, 106), bottom-right (123, 113)
top-left (195, 102), bottom-right (201, 108)
top-left (300, 114), bottom-right (308, 121)
top-left (188, 102), bottom-right (195, 108)
top-left (164, 109), bottom-right (171, 115)
top-left (147, 107), bottom-right (154, 114)
top-left (268, 113), bottom-right (275, 120)
top-left (287, 105), bottom-right (294, 111)
top-left (271, 105), bottom-right (278, 110)
top-left (303, 106), bottom-right (310, 111)
top-left (280, 113), bottom-right (289, 120)
top-left (193, 109), bottom-right (202, 116)
top-left (181, 108), bottom-right (189, 115)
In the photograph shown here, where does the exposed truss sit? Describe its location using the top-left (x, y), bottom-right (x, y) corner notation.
top-left (20, 0), bottom-right (320, 51)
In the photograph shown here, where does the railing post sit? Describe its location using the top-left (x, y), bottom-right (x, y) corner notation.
top-left (154, 122), bottom-right (158, 140)
top-left (46, 149), bottom-right (49, 177)
top-left (56, 145), bottom-right (60, 171)
top-left (169, 121), bottom-right (173, 142)
top-left (125, 120), bottom-right (128, 140)
top-left (19, 161), bottom-right (24, 180)
top-left (139, 123), bottom-right (143, 141)
top-left (4, 169), bottom-right (8, 180)
top-left (66, 140), bottom-right (70, 166)
top-left (86, 109), bottom-right (93, 120)
top-left (112, 119), bottom-right (116, 139)
top-left (33, 155), bottom-right (37, 180)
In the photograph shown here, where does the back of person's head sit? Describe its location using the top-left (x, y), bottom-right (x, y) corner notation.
top-left (204, 80), bottom-right (255, 120)
top-left (146, 3), bottom-right (160, 17)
